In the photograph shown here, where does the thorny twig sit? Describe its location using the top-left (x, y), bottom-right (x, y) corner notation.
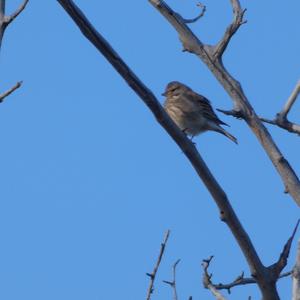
top-left (146, 230), bottom-right (171, 300)
top-left (163, 259), bottom-right (181, 300)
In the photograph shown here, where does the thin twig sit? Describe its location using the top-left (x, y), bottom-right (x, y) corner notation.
top-left (214, 271), bottom-right (292, 293)
top-left (163, 259), bottom-right (181, 300)
top-left (182, 3), bottom-right (206, 24)
top-left (202, 256), bottom-right (291, 295)
top-left (220, 111), bottom-right (300, 135)
top-left (279, 80), bottom-right (300, 118)
top-left (217, 108), bottom-right (244, 119)
top-left (4, 0), bottom-right (29, 26)
top-left (260, 117), bottom-right (300, 135)
top-left (202, 256), bottom-right (227, 300)
top-left (146, 230), bottom-right (170, 300)
top-left (259, 81), bottom-right (300, 135)
top-left (0, 0), bottom-right (29, 49)
top-left (0, 81), bottom-right (22, 103)
top-left (269, 219), bottom-right (300, 279)
top-left (213, 0), bottom-right (247, 59)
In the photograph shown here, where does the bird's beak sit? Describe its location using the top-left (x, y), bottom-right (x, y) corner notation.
top-left (161, 91), bottom-right (167, 96)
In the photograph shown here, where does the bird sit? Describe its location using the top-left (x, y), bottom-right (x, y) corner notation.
top-left (162, 81), bottom-right (237, 144)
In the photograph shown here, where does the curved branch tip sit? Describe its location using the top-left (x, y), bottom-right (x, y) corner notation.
top-left (5, 0), bottom-right (29, 25)
top-left (182, 2), bottom-right (206, 24)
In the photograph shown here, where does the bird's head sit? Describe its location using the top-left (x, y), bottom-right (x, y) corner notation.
top-left (162, 81), bottom-right (190, 97)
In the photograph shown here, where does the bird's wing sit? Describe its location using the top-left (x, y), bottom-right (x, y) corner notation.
top-left (187, 91), bottom-right (228, 126)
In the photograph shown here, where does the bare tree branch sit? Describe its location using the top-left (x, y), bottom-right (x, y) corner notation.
top-left (146, 230), bottom-right (170, 300)
top-left (260, 117), bottom-right (300, 135)
top-left (219, 109), bottom-right (300, 136)
top-left (148, 0), bottom-right (300, 209)
top-left (181, 3), bottom-right (206, 24)
top-left (57, 1), bottom-right (297, 299)
top-left (202, 256), bottom-right (228, 300)
top-left (214, 271), bottom-right (292, 293)
top-left (269, 219), bottom-right (300, 280)
top-left (202, 256), bottom-right (292, 296)
top-left (0, 0), bottom-right (29, 47)
top-left (0, 81), bottom-right (22, 103)
top-left (148, 2), bottom-right (300, 298)
top-left (56, 2), bottom-right (270, 298)
top-left (163, 259), bottom-right (181, 300)
top-left (0, 1), bottom-right (27, 102)
top-left (292, 239), bottom-right (300, 300)
top-left (260, 80), bottom-right (300, 135)
top-left (4, 0), bottom-right (29, 26)
top-left (213, 0), bottom-right (247, 59)
top-left (216, 108), bottom-right (243, 119)
top-left (279, 80), bottom-right (300, 118)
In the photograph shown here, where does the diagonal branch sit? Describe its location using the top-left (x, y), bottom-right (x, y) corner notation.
top-left (57, 2), bottom-right (300, 299)
top-left (260, 80), bottom-right (300, 135)
top-left (213, 0), bottom-right (247, 59)
top-left (146, 230), bottom-right (170, 300)
top-left (278, 80), bottom-right (300, 119)
top-left (0, 0), bottom-right (29, 49)
top-left (148, 0), bottom-right (300, 210)
top-left (0, 81), bottom-right (22, 103)
top-left (269, 219), bottom-right (300, 280)
top-left (56, 0), bottom-right (270, 298)
top-left (4, 0), bottom-right (29, 26)
top-left (163, 259), bottom-right (181, 300)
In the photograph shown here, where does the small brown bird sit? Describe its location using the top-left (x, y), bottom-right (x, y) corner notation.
top-left (163, 81), bottom-right (237, 144)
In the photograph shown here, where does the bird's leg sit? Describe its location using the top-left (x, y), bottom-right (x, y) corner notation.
top-left (182, 128), bottom-right (196, 145)
top-left (190, 135), bottom-right (197, 146)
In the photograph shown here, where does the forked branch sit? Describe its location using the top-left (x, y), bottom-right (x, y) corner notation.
top-left (202, 256), bottom-right (227, 300)
top-left (202, 256), bottom-right (292, 296)
top-left (0, 1), bottom-right (28, 103)
top-left (163, 259), bottom-right (181, 300)
top-left (260, 80), bottom-right (300, 135)
top-left (0, 0), bottom-right (29, 47)
top-left (279, 80), bottom-right (300, 118)
top-left (3, 0), bottom-right (29, 26)
top-left (148, 0), bottom-right (300, 210)
top-left (214, 271), bottom-right (291, 293)
top-left (268, 219), bottom-right (300, 280)
top-left (213, 0), bottom-right (247, 59)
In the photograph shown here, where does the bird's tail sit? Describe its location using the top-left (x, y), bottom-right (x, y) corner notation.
top-left (217, 128), bottom-right (238, 144)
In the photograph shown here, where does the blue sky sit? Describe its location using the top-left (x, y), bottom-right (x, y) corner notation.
top-left (0, 1), bottom-right (299, 299)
